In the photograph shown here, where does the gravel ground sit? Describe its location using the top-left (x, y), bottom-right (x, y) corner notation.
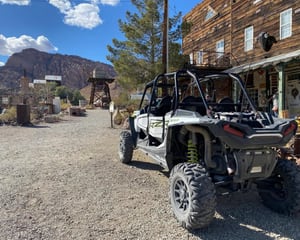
top-left (0, 109), bottom-right (299, 240)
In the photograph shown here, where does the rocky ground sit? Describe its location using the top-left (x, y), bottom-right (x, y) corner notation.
top-left (0, 109), bottom-right (299, 240)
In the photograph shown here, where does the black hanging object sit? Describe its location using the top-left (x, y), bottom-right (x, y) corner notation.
top-left (259, 32), bottom-right (277, 52)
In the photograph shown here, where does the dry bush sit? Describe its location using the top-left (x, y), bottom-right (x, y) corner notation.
top-left (0, 107), bottom-right (17, 123)
top-left (86, 104), bottom-right (95, 110)
top-left (60, 101), bottom-right (72, 111)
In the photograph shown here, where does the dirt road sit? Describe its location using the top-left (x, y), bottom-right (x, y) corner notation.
top-left (0, 109), bottom-right (299, 240)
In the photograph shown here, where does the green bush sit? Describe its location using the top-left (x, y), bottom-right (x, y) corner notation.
top-left (55, 86), bottom-right (85, 106)
top-left (70, 90), bottom-right (85, 106)
top-left (113, 92), bottom-right (141, 111)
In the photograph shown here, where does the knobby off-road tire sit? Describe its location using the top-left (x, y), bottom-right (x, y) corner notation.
top-left (169, 163), bottom-right (216, 230)
top-left (257, 159), bottom-right (300, 215)
top-left (119, 131), bottom-right (133, 164)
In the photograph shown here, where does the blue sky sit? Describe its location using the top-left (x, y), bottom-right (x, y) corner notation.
top-left (0, 0), bottom-right (201, 66)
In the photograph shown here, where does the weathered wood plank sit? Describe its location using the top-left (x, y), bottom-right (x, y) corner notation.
top-left (183, 0), bottom-right (300, 67)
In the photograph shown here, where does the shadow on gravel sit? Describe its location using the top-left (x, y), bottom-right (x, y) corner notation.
top-left (190, 191), bottom-right (300, 240)
top-left (21, 124), bottom-right (50, 128)
top-left (23, 125), bottom-right (50, 128)
top-left (130, 160), bottom-right (170, 177)
top-left (130, 160), bottom-right (164, 171)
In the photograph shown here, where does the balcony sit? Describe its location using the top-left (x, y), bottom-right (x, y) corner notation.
top-left (188, 51), bottom-right (238, 70)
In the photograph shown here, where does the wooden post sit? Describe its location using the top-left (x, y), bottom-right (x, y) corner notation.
top-left (276, 64), bottom-right (285, 117)
top-left (162, 0), bottom-right (168, 73)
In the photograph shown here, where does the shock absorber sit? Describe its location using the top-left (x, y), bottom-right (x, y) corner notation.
top-left (187, 136), bottom-right (198, 163)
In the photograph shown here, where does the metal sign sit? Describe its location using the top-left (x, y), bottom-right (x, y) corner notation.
top-left (109, 101), bottom-right (115, 113)
top-left (45, 75), bottom-right (62, 81)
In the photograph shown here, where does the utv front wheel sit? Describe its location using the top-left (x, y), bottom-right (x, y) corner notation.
top-left (169, 163), bottom-right (216, 230)
top-left (119, 131), bottom-right (133, 164)
top-left (256, 159), bottom-right (300, 215)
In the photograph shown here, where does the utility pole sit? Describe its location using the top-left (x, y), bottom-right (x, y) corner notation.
top-left (162, 0), bottom-right (168, 73)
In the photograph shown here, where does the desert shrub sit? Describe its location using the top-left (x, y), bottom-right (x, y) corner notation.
top-left (60, 101), bottom-right (72, 111)
top-left (113, 92), bottom-right (140, 111)
top-left (113, 92), bottom-right (129, 108)
top-left (0, 107), bottom-right (17, 123)
top-left (86, 104), bottom-right (95, 110)
top-left (70, 90), bottom-right (85, 106)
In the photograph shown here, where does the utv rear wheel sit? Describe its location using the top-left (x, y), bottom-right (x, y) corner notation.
top-left (169, 163), bottom-right (216, 230)
top-left (257, 159), bottom-right (300, 215)
top-left (119, 131), bottom-right (133, 164)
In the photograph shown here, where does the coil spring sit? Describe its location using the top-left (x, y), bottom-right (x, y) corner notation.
top-left (187, 139), bottom-right (198, 163)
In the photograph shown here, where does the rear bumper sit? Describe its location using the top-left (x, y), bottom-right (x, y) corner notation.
top-left (209, 119), bottom-right (297, 149)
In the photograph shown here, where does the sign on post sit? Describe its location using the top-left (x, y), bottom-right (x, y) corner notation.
top-left (109, 101), bottom-right (114, 128)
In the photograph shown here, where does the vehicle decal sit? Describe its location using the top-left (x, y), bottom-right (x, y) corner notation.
top-left (150, 119), bottom-right (169, 128)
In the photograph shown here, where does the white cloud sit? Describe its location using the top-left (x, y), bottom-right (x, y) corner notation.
top-left (0, 34), bottom-right (58, 56)
top-left (48, 0), bottom-right (119, 29)
top-left (0, 61), bottom-right (4, 66)
top-left (97, 0), bottom-right (120, 6)
top-left (64, 3), bottom-right (102, 29)
top-left (101, 0), bottom-right (120, 6)
top-left (48, 0), bottom-right (71, 14)
top-left (0, 0), bottom-right (30, 5)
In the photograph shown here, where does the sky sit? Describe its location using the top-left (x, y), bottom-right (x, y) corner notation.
top-left (0, 0), bottom-right (201, 66)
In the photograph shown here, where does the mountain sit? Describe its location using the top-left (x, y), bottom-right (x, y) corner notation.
top-left (0, 48), bottom-right (116, 90)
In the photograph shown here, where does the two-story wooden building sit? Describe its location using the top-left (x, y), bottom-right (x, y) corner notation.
top-left (183, 0), bottom-right (300, 117)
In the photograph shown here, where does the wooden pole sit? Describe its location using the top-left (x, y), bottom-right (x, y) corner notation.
top-left (162, 0), bottom-right (168, 73)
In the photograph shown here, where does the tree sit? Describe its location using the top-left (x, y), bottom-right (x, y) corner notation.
top-left (70, 90), bottom-right (85, 106)
top-left (55, 86), bottom-right (85, 105)
top-left (55, 86), bottom-right (69, 99)
top-left (107, 0), bottom-right (184, 90)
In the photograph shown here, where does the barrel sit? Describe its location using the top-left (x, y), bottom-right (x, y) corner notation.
top-left (53, 97), bottom-right (61, 114)
top-left (79, 100), bottom-right (87, 107)
top-left (294, 134), bottom-right (300, 156)
top-left (16, 104), bottom-right (30, 125)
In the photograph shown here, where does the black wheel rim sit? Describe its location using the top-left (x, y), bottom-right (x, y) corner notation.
top-left (271, 175), bottom-right (288, 200)
top-left (119, 140), bottom-right (125, 156)
top-left (173, 178), bottom-right (189, 212)
top-left (262, 174), bottom-right (288, 201)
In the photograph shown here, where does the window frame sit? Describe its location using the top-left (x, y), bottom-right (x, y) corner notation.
top-left (197, 50), bottom-right (204, 65)
top-left (244, 26), bottom-right (254, 52)
top-left (189, 53), bottom-right (194, 64)
top-left (216, 39), bottom-right (224, 58)
top-left (280, 8), bottom-right (292, 40)
top-left (205, 5), bottom-right (217, 22)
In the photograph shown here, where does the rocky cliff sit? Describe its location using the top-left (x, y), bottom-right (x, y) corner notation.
top-left (0, 48), bottom-right (116, 90)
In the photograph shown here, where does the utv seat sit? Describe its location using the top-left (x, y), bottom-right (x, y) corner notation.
top-left (181, 96), bottom-right (207, 116)
top-left (155, 95), bottom-right (172, 116)
top-left (217, 97), bottom-right (235, 112)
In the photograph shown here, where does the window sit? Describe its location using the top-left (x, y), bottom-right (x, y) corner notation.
top-left (189, 53), bottom-right (194, 64)
top-left (253, 0), bottom-right (262, 4)
top-left (197, 51), bottom-right (203, 64)
top-left (216, 39), bottom-right (224, 58)
top-left (205, 6), bottom-right (217, 21)
top-left (244, 26), bottom-right (253, 51)
top-left (280, 8), bottom-right (292, 39)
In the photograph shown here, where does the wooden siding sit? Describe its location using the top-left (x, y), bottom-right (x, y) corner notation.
top-left (183, 0), bottom-right (300, 67)
top-left (183, 0), bottom-right (232, 66)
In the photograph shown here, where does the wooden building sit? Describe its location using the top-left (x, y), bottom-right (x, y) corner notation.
top-left (183, 0), bottom-right (300, 117)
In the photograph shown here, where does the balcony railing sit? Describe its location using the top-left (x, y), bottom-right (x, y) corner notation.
top-left (189, 51), bottom-right (239, 69)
